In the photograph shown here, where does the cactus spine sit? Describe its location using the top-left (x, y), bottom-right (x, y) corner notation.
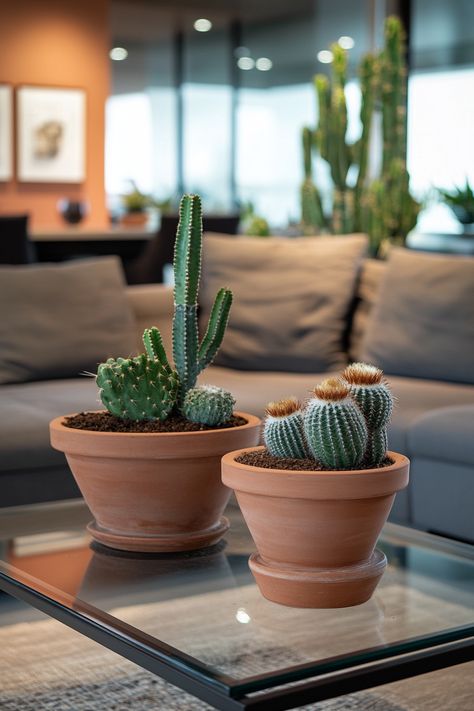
top-left (342, 362), bottom-right (393, 466)
top-left (302, 16), bottom-right (419, 255)
top-left (304, 379), bottom-right (368, 468)
top-left (183, 385), bottom-right (235, 426)
top-left (172, 194), bottom-right (233, 407)
top-left (96, 328), bottom-right (179, 421)
top-left (264, 398), bottom-right (308, 459)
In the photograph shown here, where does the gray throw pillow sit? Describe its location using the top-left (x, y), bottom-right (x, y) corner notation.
top-left (201, 233), bottom-right (367, 373)
top-left (0, 257), bottom-right (137, 385)
top-left (361, 248), bottom-right (474, 384)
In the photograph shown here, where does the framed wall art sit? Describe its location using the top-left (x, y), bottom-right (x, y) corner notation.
top-left (0, 84), bottom-right (13, 181)
top-left (17, 85), bottom-right (86, 183)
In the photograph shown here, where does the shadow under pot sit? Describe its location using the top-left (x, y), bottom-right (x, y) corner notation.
top-left (222, 447), bottom-right (409, 609)
top-left (50, 412), bottom-right (261, 554)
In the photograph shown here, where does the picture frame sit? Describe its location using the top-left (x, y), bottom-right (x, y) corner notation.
top-left (17, 85), bottom-right (86, 183)
top-left (0, 84), bottom-right (13, 181)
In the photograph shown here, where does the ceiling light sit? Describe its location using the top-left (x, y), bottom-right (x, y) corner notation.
top-left (317, 50), bottom-right (333, 64)
top-left (338, 35), bottom-right (355, 49)
top-left (109, 47), bottom-right (128, 61)
top-left (194, 18), bottom-right (212, 32)
top-left (256, 57), bottom-right (273, 71)
top-left (237, 57), bottom-right (255, 70)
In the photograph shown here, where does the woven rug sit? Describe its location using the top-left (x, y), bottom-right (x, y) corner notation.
top-left (0, 579), bottom-right (473, 710)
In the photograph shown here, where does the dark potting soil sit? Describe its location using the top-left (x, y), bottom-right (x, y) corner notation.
top-left (64, 411), bottom-right (248, 433)
top-left (235, 449), bottom-right (394, 472)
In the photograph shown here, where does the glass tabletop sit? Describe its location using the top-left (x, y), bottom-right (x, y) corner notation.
top-left (0, 502), bottom-right (473, 700)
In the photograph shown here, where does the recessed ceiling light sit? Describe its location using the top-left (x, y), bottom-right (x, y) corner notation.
top-left (338, 35), bottom-right (355, 49)
top-left (317, 49), bottom-right (333, 64)
top-left (194, 18), bottom-right (212, 32)
top-left (109, 47), bottom-right (128, 61)
top-left (256, 57), bottom-right (273, 71)
top-left (237, 56), bottom-right (255, 70)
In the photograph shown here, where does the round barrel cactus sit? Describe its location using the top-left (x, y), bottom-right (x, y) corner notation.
top-left (264, 397), bottom-right (308, 459)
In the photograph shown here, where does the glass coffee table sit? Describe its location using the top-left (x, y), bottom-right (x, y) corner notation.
top-left (0, 501), bottom-right (473, 710)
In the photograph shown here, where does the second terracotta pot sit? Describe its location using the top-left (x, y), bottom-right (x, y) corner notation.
top-left (50, 412), bottom-right (261, 553)
top-left (222, 447), bottom-right (409, 608)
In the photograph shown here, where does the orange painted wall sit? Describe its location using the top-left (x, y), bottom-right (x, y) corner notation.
top-left (0, 0), bottom-right (110, 229)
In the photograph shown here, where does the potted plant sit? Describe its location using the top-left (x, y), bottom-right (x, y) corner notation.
top-left (50, 194), bottom-right (261, 553)
top-left (438, 180), bottom-right (474, 228)
top-left (222, 363), bottom-right (409, 608)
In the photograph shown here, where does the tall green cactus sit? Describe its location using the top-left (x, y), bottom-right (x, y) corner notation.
top-left (301, 126), bottom-right (325, 233)
top-left (172, 194), bottom-right (233, 407)
top-left (302, 16), bottom-right (419, 256)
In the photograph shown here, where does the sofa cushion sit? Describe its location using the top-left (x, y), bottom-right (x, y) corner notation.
top-left (349, 259), bottom-right (386, 362)
top-left (201, 233), bottom-right (367, 373)
top-left (361, 249), bottom-right (474, 384)
top-left (408, 405), bottom-right (474, 467)
top-left (0, 257), bottom-right (136, 385)
top-left (0, 378), bottom-right (99, 472)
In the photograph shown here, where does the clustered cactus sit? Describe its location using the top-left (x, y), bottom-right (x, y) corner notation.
top-left (263, 363), bottom-right (393, 469)
top-left (301, 16), bottom-right (420, 256)
top-left (96, 194), bottom-right (235, 425)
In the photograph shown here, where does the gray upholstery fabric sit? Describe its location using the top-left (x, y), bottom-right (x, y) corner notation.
top-left (349, 259), bottom-right (386, 362)
top-left (410, 459), bottom-right (474, 541)
top-left (362, 249), bottom-right (474, 384)
top-left (0, 257), bottom-right (136, 385)
top-left (201, 234), bottom-right (367, 372)
top-left (407, 405), bottom-right (474, 467)
top-left (0, 378), bottom-right (99, 472)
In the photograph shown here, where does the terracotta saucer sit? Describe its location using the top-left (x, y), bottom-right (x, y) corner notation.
top-left (87, 517), bottom-right (230, 553)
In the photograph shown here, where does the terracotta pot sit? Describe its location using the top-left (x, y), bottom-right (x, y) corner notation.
top-left (222, 447), bottom-right (409, 608)
top-left (120, 211), bottom-right (148, 226)
top-left (50, 412), bottom-right (260, 553)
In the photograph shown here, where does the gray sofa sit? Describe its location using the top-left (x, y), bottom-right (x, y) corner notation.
top-left (1, 245), bottom-right (473, 544)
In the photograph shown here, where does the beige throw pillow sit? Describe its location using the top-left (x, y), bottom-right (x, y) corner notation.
top-left (0, 257), bottom-right (137, 385)
top-left (201, 233), bottom-right (367, 373)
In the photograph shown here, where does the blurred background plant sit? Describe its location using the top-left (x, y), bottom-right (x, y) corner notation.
top-left (437, 180), bottom-right (474, 226)
top-left (301, 16), bottom-right (420, 256)
top-left (240, 201), bottom-right (271, 237)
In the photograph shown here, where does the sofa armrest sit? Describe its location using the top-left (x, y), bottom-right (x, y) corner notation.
top-left (126, 284), bottom-right (174, 356)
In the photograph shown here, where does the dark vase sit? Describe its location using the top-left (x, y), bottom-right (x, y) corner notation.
top-left (58, 199), bottom-right (88, 225)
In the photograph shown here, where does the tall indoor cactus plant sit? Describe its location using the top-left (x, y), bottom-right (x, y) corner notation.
top-left (301, 15), bottom-right (420, 255)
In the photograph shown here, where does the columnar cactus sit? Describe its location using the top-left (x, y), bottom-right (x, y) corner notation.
top-left (301, 126), bottom-right (325, 234)
top-left (97, 331), bottom-right (179, 421)
top-left (264, 398), bottom-right (308, 459)
top-left (183, 385), bottom-right (235, 426)
top-left (302, 16), bottom-right (419, 255)
top-left (303, 379), bottom-right (368, 469)
top-left (173, 194), bottom-right (233, 407)
top-left (342, 362), bottom-right (393, 465)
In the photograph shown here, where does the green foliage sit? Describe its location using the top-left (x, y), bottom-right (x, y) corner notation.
top-left (182, 385), bottom-right (235, 426)
top-left (302, 16), bottom-right (420, 256)
top-left (96, 347), bottom-right (178, 421)
top-left (438, 180), bottom-right (474, 224)
top-left (263, 399), bottom-right (308, 459)
top-left (241, 201), bottom-right (271, 236)
top-left (303, 388), bottom-right (368, 469)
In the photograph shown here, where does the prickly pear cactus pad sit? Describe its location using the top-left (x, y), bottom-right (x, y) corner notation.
top-left (304, 378), bottom-right (368, 469)
top-left (96, 354), bottom-right (179, 421)
top-left (264, 397), bottom-right (308, 459)
top-left (183, 385), bottom-right (235, 427)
